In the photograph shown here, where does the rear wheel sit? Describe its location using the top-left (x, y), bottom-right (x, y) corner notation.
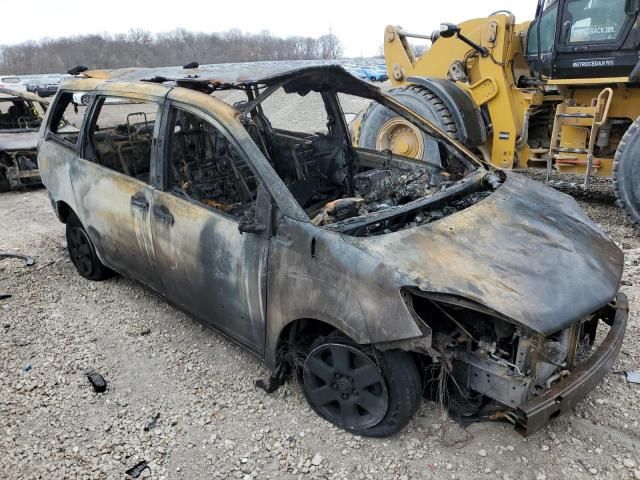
top-left (66, 213), bottom-right (113, 281)
top-left (358, 85), bottom-right (458, 164)
top-left (301, 333), bottom-right (421, 437)
top-left (613, 117), bottom-right (640, 224)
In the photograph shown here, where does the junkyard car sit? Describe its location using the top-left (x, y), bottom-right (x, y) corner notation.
top-left (0, 88), bottom-right (48, 191)
top-left (26, 76), bottom-right (61, 97)
top-left (38, 65), bottom-right (627, 437)
top-left (0, 76), bottom-right (26, 93)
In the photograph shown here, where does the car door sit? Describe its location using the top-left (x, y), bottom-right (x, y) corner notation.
top-left (71, 92), bottom-right (164, 292)
top-left (150, 101), bottom-right (270, 354)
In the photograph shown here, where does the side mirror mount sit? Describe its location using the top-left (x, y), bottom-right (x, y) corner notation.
top-left (238, 217), bottom-right (267, 234)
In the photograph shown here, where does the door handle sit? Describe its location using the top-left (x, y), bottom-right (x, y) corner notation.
top-left (153, 205), bottom-right (174, 225)
top-left (130, 192), bottom-right (149, 210)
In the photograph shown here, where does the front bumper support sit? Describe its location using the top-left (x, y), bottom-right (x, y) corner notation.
top-left (515, 293), bottom-right (628, 435)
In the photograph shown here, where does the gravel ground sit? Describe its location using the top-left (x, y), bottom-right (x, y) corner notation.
top-left (2, 91), bottom-right (640, 479)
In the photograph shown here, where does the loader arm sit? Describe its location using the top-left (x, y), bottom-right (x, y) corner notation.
top-left (384, 17), bottom-right (537, 169)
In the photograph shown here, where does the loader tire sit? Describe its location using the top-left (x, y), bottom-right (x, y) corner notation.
top-left (0, 169), bottom-right (10, 193)
top-left (613, 117), bottom-right (640, 224)
top-left (358, 85), bottom-right (458, 164)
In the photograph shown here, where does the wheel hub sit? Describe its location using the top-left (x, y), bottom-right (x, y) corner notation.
top-left (68, 226), bottom-right (94, 276)
top-left (303, 343), bottom-right (388, 430)
top-left (376, 118), bottom-right (425, 159)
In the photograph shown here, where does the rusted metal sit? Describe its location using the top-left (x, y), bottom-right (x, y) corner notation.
top-left (516, 294), bottom-right (628, 435)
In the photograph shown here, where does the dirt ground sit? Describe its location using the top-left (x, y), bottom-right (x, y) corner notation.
top-left (1, 175), bottom-right (639, 480)
top-left (2, 93), bottom-right (640, 480)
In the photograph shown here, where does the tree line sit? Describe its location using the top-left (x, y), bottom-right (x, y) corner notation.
top-left (0, 29), bottom-right (344, 75)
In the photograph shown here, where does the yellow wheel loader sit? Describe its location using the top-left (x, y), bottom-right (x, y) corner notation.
top-left (358, 0), bottom-right (640, 223)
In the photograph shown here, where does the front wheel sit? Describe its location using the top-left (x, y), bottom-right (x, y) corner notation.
top-left (66, 213), bottom-right (113, 281)
top-left (301, 333), bottom-right (421, 437)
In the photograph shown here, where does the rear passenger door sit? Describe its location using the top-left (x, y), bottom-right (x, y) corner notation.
top-left (151, 102), bottom-right (270, 353)
top-left (71, 93), bottom-right (164, 292)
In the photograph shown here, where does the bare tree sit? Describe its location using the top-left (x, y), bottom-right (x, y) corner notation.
top-left (317, 34), bottom-right (343, 60)
top-left (0, 28), bottom-right (345, 75)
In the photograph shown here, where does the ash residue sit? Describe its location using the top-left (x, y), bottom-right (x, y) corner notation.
top-left (312, 167), bottom-right (453, 226)
top-left (358, 168), bottom-right (450, 206)
top-left (406, 190), bottom-right (492, 228)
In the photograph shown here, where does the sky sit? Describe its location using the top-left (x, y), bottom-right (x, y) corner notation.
top-left (0, 1), bottom-right (536, 57)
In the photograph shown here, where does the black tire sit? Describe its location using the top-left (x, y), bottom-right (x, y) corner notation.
top-left (301, 332), bottom-right (421, 437)
top-left (0, 169), bottom-right (10, 193)
top-left (358, 85), bottom-right (458, 164)
top-left (613, 117), bottom-right (640, 224)
top-left (65, 212), bottom-right (113, 281)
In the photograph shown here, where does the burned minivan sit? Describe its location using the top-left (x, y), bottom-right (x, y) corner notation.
top-left (37, 65), bottom-right (627, 437)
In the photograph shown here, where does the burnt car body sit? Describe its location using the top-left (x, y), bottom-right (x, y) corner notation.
top-left (37, 64), bottom-right (627, 437)
top-left (0, 88), bottom-right (48, 191)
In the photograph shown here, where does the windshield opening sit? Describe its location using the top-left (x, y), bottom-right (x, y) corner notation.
top-left (221, 72), bottom-right (499, 235)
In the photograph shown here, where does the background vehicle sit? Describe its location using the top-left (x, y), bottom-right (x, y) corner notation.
top-left (361, 66), bottom-right (389, 82)
top-left (0, 76), bottom-right (26, 93)
top-left (360, 0), bottom-right (640, 223)
top-left (346, 66), bottom-right (369, 80)
top-left (0, 88), bottom-right (47, 191)
top-left (26, 76), bottom-right (61, 97)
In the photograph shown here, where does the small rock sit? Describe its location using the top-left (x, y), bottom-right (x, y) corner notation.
top-left (310, 454), bottom-right (323, 466)
top-left (624, 459), bottom-right (637, 469)
top-left (588, 468), bottom-right (597, 475)
top-left (478, 449), bottom-right (487, 457)
top-left (541, 445), bottom-right (549, 452)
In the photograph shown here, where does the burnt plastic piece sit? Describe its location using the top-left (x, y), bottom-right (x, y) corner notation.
top-left (125, 460), bottom-right (150, 478)
top-left (144, 413), bottom-right (160, 431)
top-left (67, 65), bottom-right (88, 75)
top-left (0, 293), bottom-right (11, 300)
top-left (255, 376), bottom-right (282, 393)
top-left (183, 61), bottom-right (199, 69)
top-left (255, 362), bottom-right (287, 393)
top-left (354, 169), bottom-right (391, 197)
top-left (87, 371), bottom-right (107, 393)
top-left (0, 252), bottom-right (35, 266)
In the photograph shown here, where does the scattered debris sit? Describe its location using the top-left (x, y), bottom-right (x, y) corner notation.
top-left (626, 371), bottom-right (640, 384)
top-left (255, 363), bottom-right (287, 393)
top-left (86, 370), bottom-right (107, 393)
top-left (125, 460), bottom-right (150, 478)
top-left (30, 255), bottom-right (66, 272)
top-left (0, 293), bottom-right (11, 300)
top-left (0, 251), bottom-right (34, 266)
top-left (22, 363), bottom-right (32, 373)
top-left (143, 413), bottom-right (160, 431)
